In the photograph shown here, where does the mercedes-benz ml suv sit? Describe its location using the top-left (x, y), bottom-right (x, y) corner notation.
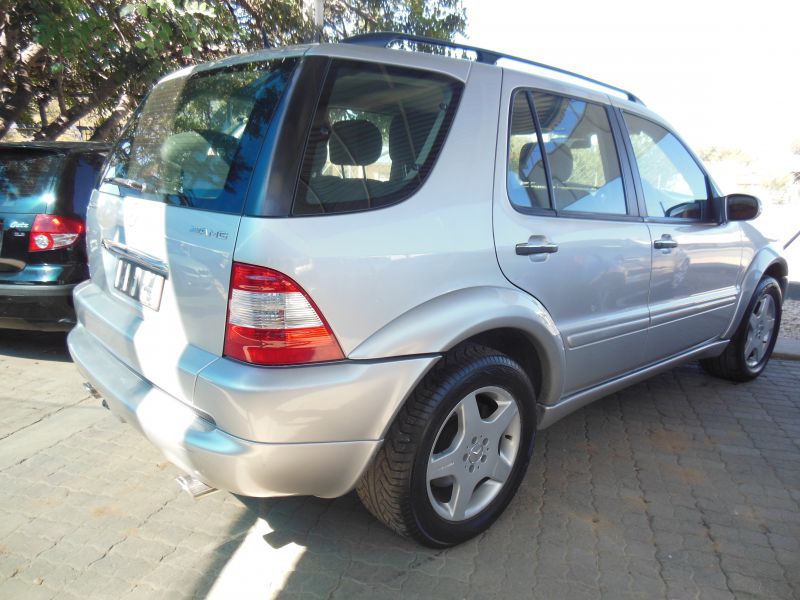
top-left (68, 34), bottom-right (788, 547)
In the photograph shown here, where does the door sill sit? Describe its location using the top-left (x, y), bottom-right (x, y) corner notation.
top-left (537, 339), bottom-right (729, 429)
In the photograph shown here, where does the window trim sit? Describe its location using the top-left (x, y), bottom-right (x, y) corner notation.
top-left (505, 87), bottom-right (640, 222)
top-left (617, 108), bottom-right (717, 224)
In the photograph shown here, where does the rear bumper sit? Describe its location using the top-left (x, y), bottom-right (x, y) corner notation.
top-left (0, 283), bottom-right (77, 331)
top-left (67, 322), bottom-right (436, 498)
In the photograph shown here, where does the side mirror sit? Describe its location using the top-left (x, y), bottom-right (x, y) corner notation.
top-left (717, 194), bottom-right (761, 223)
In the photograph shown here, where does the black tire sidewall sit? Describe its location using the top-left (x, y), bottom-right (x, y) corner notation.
top-left (737, 277), bottom-right (782, 377)
top-left (408, 355), bottom-right (536, 547)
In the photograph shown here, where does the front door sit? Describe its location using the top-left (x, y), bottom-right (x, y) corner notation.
top-left (493, 78), bottom-right (652, 396)
top-left (619, 112), bottom-right (742, 362)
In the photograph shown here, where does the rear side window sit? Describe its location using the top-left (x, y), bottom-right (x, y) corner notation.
top-left (103, 58), bottom-right (297, 214)
top-left (508, 92), bottom-right (549, 210)
top-left (71, 154), bottom-right (105, 217)
top-left (292, 60), bottom-right (463, 215)
top-left (508, 91), bottom-right (627, 216)
top-left (0, 151), bottom-right (63, 214)
top-left (623, 113), bottom-right (708, 219)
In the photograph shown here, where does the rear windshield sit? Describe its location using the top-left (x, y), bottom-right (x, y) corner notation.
top-left (0, 151), bottom-right (63, 214)
top-left (103, 57), bottom-right (298, 214)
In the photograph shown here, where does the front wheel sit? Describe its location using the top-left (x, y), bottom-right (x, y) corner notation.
top-left (701, 276), bottom-right (782, 381)
top-left (356, 344), bottom-right (536, 547)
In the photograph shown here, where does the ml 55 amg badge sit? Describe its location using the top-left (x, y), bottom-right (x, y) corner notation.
top-left (190, 226), bottom-right (229, 240)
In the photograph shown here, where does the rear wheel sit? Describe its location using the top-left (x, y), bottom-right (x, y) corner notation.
top-left (700, 276), bottom-right (782, 381)
top-left (356, 344), bottom-right (536, 547)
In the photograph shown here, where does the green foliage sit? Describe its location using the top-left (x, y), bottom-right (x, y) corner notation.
top-left (0, 0), bottom-right (466, 140)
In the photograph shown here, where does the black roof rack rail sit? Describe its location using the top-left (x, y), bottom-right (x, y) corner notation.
top-left (342, 32), bottom-right (643, 105)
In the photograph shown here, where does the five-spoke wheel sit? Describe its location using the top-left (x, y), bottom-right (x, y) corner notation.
top-left (356, 344), bottom-right (536, 547)
top-left (427, 386), bottom-right (521, 521)
top-left (701, 275), bottom-right (782, 381)
top-left (744, 293), bottom-right (776, 368)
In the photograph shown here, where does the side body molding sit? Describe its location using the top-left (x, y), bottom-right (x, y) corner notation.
top-left (349, 286), bottom-right (567, 407)
top-left (721, 243), bottom-right (788, 340)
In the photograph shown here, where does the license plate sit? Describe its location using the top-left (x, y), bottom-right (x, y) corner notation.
top-left (114, 258), bottom-right (165, 311)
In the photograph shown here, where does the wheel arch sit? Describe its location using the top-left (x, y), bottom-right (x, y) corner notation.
top-left (349, 286), bottom-right (566, 407)
top-left (722, 246), bottom-right (788, 340)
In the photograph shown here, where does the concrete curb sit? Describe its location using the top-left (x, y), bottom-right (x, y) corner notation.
top-left (788, 282), bottom-right (800, 301)
top-left (774, 338), bottom-right (800, 361)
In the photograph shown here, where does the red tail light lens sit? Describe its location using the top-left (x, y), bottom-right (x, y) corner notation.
top-left (28, 214), bottom-right (84, 252)
top-left (224, 263), bottom-right (344, 365)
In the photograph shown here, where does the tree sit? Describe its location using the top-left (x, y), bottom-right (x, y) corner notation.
top-left (0, 0), bottom-right (466, 142)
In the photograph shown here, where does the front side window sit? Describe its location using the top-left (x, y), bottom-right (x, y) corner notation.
top-left (104, 58), bottom-right (297, 214)
top-left (292, 60), bottom-right (463, 215)
top-left (507, 91), bottom-right (627, 216)
top-left (623, 113), bottom-right (708, 219)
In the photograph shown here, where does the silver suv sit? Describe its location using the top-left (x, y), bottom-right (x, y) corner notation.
top-left (68, 33), bottom-right (789, 547)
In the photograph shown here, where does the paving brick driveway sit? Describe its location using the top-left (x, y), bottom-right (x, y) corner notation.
top-left (1, 331), bottom-right (799, 599)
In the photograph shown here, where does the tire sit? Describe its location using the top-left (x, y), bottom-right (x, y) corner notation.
top-left (700, 276), bottom-right (782, 382)
top-left (356, 344), bottom-right (536, 547)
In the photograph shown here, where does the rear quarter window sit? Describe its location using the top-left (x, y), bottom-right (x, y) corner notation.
top-left (292, 60), bottom-right (463, 216)
top-left (70, 153), bottom-right (106, 217)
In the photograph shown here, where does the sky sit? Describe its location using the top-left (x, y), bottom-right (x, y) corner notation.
top-left (457, 0), bottom-right (800, 169)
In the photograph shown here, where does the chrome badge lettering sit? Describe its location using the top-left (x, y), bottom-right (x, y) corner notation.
top-left (190, 226), bottom-right (229, 240)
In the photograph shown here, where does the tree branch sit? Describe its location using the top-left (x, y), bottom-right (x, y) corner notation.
top-left (90, 87), bottom-right (134, 141)
top-left (0, 42), bottom-right (45, 139)
top-left (33, 75), bottom-right (120, 140)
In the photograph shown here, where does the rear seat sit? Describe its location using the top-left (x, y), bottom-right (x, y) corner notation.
top-left (300, 119), bottom-right (388, 213)
top-left (298, 113), bottom-right (438, 214)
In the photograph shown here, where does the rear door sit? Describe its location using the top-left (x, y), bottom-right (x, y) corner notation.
top-left (493, 76), bottom-right (652, 395)
top-left (618, 112), bottom-right (742, 361)
top-left (80, 56), bottom-right (298, 403)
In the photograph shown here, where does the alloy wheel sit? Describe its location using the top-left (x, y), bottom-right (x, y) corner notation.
top-left (426, 386), bottom-right (521, 522)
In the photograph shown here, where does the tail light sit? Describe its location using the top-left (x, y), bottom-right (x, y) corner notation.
top-left (28, 214), bottom-right (84, 252)
top-left (224, 262), bottom-right (344, 365)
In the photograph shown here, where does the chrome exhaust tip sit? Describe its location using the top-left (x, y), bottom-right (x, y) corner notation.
top-left (175, 474), bottom-right (218, 499)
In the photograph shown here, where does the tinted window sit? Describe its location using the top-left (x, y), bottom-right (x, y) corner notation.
top-left (533, 93), bottom-right (626, 215)
top-left (623, 113), bottom-right (708, 219)
top-left (508, 91), bottom-right (549, 210)
top-left (0, 151), bottom-right (63, 214)
top-left (292, 60), bottom-right (463, 215)
top-left (71, 154), bottom-right (105, 217)
top-left (104, 58), bottom-right (297, 214)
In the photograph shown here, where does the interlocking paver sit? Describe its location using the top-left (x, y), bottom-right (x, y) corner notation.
top-left (1, 330), bottom-right (800, 598)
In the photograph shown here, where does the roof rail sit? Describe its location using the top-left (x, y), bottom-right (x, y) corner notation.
top-left (342, 32), bottom-right (643, 105)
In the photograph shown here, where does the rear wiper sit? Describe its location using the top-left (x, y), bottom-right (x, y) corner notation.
top-left (103, 176), bottom-right (146, 192)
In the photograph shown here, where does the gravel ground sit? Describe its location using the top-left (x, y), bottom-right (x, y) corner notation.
top-left (782, 299), bottom-right (800, 342)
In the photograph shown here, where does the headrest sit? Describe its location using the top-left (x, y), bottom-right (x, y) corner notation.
top-left (548, 145), bottom-right (573, 183)
top-left (160, 131), bottom-right (211, 163)
top-left (311, 142), bottom-right (328, 176)
top-left (389, 113), bottom-right (437, 165)
top-left (329, 120), bottom-right (382, 166)
top-left (518, 142), bottom-right (542, 181)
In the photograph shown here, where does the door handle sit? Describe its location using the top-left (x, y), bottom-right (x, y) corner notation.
top-left (653, 235), bottom-right (678, 250)
top-left (516, 241), bottom-right (559, 255)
